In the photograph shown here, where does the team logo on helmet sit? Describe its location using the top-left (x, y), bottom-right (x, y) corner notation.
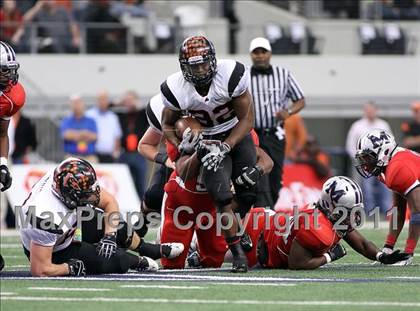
top-left (318, 176), bottom-right (364, 236)
top-left (355, 129), bottom-right (397, 178)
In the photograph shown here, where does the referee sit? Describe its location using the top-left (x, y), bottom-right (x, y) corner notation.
top-left (248, 37), bottom-right (305, 206)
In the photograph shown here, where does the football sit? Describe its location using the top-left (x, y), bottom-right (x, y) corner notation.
top-left (175, 116), bottom-right (202, 139)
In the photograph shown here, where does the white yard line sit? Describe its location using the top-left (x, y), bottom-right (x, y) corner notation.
top-left (27, 287), bottom-right (111, 292)
top-left (213, 282), bottom-right (296, 287)
top-left (0, 296), bottom-right (419, 307)
top-left (120, 285), bottom-right (206, 289)
top-left (0, 292), bottom-right (16, 296)
top-left (0, 244), bottom-right (22, 248)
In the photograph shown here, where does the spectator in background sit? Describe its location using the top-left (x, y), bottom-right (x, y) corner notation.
top-left (86, 90), bottom-right (122, 163)
top-left (15, 0), bottom-right (80, 53)
top-left (401, 101), bottom-right (420, 153)
top-left (60, 95), bottom-right (98, 162)
top-left (295, 135), bottom-right (331, 180)
top-left (7, 110), bottom-right (37, 164)
top-left (346, 101), bottom-right (392, 215)
top-left (84, 0), bottom-right (126, 53)
top-left (284, 114), bottom-right (307, 161)
top-left (0, 0), bottom-right (24, 48)
top-left (117, 90), bottom-right (148, 199)
top-left (110, 0), bottom-right (151, 18)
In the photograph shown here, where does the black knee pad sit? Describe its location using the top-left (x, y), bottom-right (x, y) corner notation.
top-left (100, 249), bottom-right (130, 274)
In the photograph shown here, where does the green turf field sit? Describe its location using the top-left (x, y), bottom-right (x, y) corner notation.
top-left (1, 227), bottom-right (419, 311)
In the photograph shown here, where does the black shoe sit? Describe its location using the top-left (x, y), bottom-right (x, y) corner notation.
top-left (240, 232), bottom-right (253, 252)
top-left (0, 254), bottom-right (4, 272)
top-left (230, 243), bottom-right (248, 273)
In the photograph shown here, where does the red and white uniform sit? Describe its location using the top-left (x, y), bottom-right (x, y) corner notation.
top-left (160, 142), bottom-right (227, 269)
top-left (160, 130), bottom-right (260, 269)
top-left (0, 82), bottom-right (26, 120)
top-left (379, 148), bottom-right (420, 196)
top-left (244, 205), bottom-right (341, 268)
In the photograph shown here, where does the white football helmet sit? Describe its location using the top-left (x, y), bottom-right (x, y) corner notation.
top-left (355, 129), bottom-right (397, 178)
top-left (0, 41), bottom-right (19, 92)
top-left (318, 176), bottom-right (364, 231)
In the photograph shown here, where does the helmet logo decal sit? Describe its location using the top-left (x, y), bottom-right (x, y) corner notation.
top-left (368, 131), bottom-right (390, 148)
top-left (325, 180), bottom-right (346, 204)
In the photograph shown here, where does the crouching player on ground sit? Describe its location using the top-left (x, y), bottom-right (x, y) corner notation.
top-left (160, 117), bottom-right (273, 269)
top-left (242, 176), bottom-right (410, 269)
top-left (355, 129), bottom-right (420, 264)
top-left (18, 158), bottom-right (183, 277)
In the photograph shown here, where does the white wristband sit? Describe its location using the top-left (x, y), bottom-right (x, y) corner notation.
top-left (376, 252), bottom-right (383, 261)
top-left (323, 253), bottom-right (332, 263)
top-left (0, 157), bottom-right (8, 166)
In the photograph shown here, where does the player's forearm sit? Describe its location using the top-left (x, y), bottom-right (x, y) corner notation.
top-left (98, 189), bottom-right (120, 234)
top-left (289, 98), bottom-right (305, 115)
top-left (224, 117), bottom-right (253, 149)
top-left (388, 197), bottom-right (407, 240)
top-left (31, 262), bottom-right (70, 277)
top-left (0, 135), bottom-right (9, 159)
top-left (162, 125), bottom-right (180, 147)
top-left (138, 142), bottom-right (159, 162)
top-left (256, 148), bottom-right (273, 175)
top-left (176, 154), bottom-right (200, 180)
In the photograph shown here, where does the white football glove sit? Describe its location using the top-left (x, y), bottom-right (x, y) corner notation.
top-left (201, 142), bottom-right (231, 172)
top-left (178, 127), bottom-right (202, 154)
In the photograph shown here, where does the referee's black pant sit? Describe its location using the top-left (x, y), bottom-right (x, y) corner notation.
top-left (255, 129), bottom-right (285, 206)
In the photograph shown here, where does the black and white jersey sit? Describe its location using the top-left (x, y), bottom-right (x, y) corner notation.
top-left (146, 93), bottom-right (165, 135)
top-left (160, 59), bottom-right (249, 135)
top-left (19, 170), bottom-right (78, 253)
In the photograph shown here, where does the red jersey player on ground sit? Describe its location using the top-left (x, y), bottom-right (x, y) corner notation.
top-left (0, 41), bottom-right (26, 272)
top-left (356, 129), bottom-right (420, 265)
top-left (243, 176), bottom-right (409, 269)
top-left (160, 117), bottom-right (273, 269)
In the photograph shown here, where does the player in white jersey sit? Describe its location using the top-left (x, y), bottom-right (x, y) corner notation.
top-left (136, 94), bottom-right (175, 237)
top-left (18, 158), bottom-right (182, 276)
top-left (161, 36), bottom-right (258, 272)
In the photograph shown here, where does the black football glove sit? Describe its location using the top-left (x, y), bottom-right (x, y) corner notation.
top-left (376, 250), bottom-right (411, 264)
top-left (178, 127), bottom-right (202, 154)
top-left (201, 142), bottom-right (231, 172)
top-left (96, 232), bottom-right (117, 259)
top-left (67, 259), bottom-right (86, 276)
top-left (235, 165), bottom-right (263, 189)
top-left (326, 243), bottom-right (347, 262)
top-left (0, 165), bottom-right (12, 192)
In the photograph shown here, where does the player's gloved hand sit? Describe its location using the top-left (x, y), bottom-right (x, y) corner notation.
top-left (201, 142), bottom-right (231, 172)
top-left (324, 243), bottom-right (347, 263)
top-left (0, 165), bottom-right (12, 192)
top-left (235, 165), bottom-right (263, 189)
top-left (376, 250), bottom-right (411, 264)
top-left (67, 259), bottom-right (86, 276)
top-left (178, 127), bottom-right (202, 154)
top-left (97, 232), bottom-right (117, 259)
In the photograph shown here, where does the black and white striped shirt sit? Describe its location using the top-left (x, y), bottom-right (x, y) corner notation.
top-left (249, 65), bottom-right (304, 138)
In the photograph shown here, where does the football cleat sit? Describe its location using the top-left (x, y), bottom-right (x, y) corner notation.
top-left (230, 243), bottom-right (248, 273)
top-left (240, 233), bottom-right (253, 253)
top-left (136, 256), bottom-right (159, 272)
top-left (187, 250), bottom-right (202, 268)
top-left (161, 243), bottom-right (184, 259)
top-left (382, 246), bottom-right (394, 255)
top-left (391, 255), bottom-right (413, 266)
